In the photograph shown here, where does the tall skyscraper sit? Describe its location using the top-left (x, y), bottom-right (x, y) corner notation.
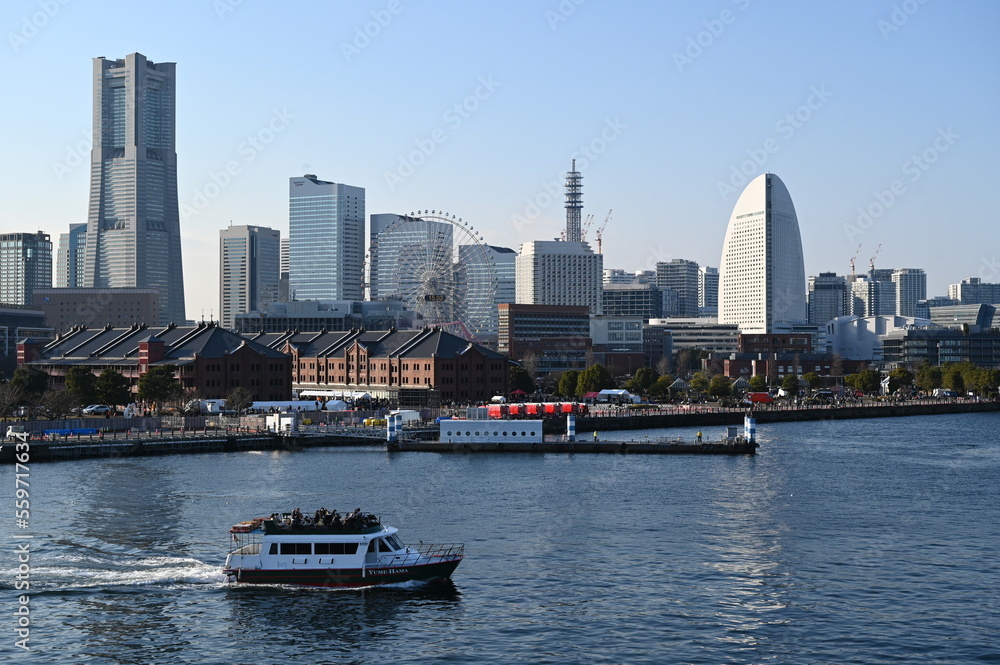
top-left (515, 240), bottom-right (603, 314)
top-left (289, 175), bottom-right (365, 301)
top-left (56, 223), bottom-right (87, 288)
top-left (891, 268), bottom-right (926, 317)
top-left (83, 53), bottom-right (185, 323)
top-left (656, 259), bottom-right (700, 317)
top-left (808, 272), bottom-right (849, 325)
top-left (719, 173), bottom-right (806, 332)
top-left (0, 232), bottom-right (52, 306)
top-left (219, 225), bottom-right (280, 329)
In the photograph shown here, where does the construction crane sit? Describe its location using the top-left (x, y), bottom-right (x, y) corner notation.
top-left (849, 243), bottom-right (862, 279)
top-left (595, 209), bottom-right (612, 254)
top-left (869, 243), bottom-right (882, 275)
top-left (580, 214), bottom-right (595, 242)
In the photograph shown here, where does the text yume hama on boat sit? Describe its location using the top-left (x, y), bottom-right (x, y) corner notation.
top-left (223, 508), bottom-right (464, 587)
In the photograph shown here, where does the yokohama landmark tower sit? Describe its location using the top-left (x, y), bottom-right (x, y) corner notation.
top-left (83, 53), bottom-right (186, 323)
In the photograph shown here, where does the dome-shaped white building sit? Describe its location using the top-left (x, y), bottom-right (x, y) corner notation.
top-left (718, 173), bottom-right (806, 333)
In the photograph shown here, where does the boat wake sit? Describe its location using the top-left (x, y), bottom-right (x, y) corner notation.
top-left (3, 544), bottom-right (226, 593)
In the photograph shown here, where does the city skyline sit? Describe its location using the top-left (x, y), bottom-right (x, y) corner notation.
top-left (1, 2), bottom-right (997, 321)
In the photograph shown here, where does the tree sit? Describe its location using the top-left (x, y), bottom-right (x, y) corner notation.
top-left (942, 364), bottom-right (966, 395)
top-left (780, 374), bottom-right (800, 396)
top-left (0, 383), bottom-right (24, 421)
top-left (39, 390), bottom-right (77, 420)
top-left (748, 375), bottom-right (767, 392)
top-left (137, 366), bottom-right (182, 412)
top-left (688, 371), bottom-right (709, 395)
top-left (708, 375), bottom-right (732, 399)
top-left (508, 365), bottom-right (535, 395)
top-left (10, 366), bottom-right (49, 398)
top-left (96, 369), bottom-right (132, 408)
top-left (915, 364), bottom-right (942, 393)
top-left (647, 375), bottom-right (674, 400)
top-left (557, 370), bottom-right (580, 397)
top-left (225, 386), bottom-right (254, 414)
top-left (65, 367), bottom-right (99, 406)
top-left (576, 364), bottom-right (616, 395)
top-left (887, 368), bottom-right (914, 394)
top-left (803, 372), bottom-right (822, 390)
top-left (846, 368), bottom-right (881, 395)
top-left (624, 367), bottom-right (658, 394)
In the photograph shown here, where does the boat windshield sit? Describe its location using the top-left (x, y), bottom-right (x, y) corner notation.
top-left (383, 534), bottom-right (404, 551)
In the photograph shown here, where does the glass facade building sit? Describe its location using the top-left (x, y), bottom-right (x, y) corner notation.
top-left (219, 225), bottom-right (281, 329)
top-left (289, 175), bottom-right (365, 302)
top-left (56, 223), bottom-right (87, 288)
top-left (83, 53), bottom-right (186, 324)
top-left (0, 232), bottom-right (52, 306)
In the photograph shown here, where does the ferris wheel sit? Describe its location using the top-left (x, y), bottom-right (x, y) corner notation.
top-left (367, 210), bottom-right (498, 341)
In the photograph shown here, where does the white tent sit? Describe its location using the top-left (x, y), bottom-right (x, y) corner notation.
top-left (323, 399), bottom-right (349, 411)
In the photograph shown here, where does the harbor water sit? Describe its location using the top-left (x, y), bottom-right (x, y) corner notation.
top-left (3, 412), bottom-right (999, 664)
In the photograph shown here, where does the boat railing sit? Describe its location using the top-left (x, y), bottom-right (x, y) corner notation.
top-left (371, 543), bottom-right (464, 568)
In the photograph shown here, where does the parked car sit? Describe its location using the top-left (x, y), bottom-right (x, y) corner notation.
top-left (82, 404), bottom-right (113, 415)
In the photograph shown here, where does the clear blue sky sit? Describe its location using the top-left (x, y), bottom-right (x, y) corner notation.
top-left (1, 0), bottom-right (997, 319)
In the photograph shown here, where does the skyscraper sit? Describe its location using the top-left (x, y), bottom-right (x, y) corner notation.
top-left (655, 259), bottom-right (700, 317)
top-left (515, 240), bottom-right (603, 314)
top-left (719, 173), bottom-right (806, 332)
top-left (219, 225), bottom-right (280, 329)
top-left (892, 268), bottom-right (926, 317)
top-left (808, 272), bottom-right (849, 325)
top-left (55, 223), bottom-right (87, 288)
top-left (83, 53), bottom-right (185, 323)
top-left (288, 175), bottom-right (365, 301)
top-left (0, 232), bottom-right (52, 306)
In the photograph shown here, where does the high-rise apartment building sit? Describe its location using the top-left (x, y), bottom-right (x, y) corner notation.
top-left (83, 53), bottom-right (185, 324)
top-left (289, 175), bottom-right (365, 302)
top-left (850, 277), bottom-right (896, 317)
top-left (698, 266), bottom-right (719, 317)
top-left (219, 225), bottom-right (281, 329)
top-left (56, 224), bottom-right (87, 288)
top-left (719, 173), bottom-right (806, 332)
top-left (892, 268), bottom-right (926, 317)
top-left (655, 259), bottom-right (700, 317)
top-left (808, 272), bottom-right (849, 325)
top-left (515, 240), bottom-right (603, 315)
top-left (0, 232), bottom-right (52, 306)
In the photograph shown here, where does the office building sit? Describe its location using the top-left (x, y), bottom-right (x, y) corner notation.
top-left (0, 232), bottom-right (52, 306)
top-left (35, 287), bottom-right (159, 334)
top-left (279, 237), bottom-right (290, 302)
top-left (602, 283), bottom-right (663, 319)
top-left (808, 272), bottom-right (849, 325)
top-left (515, 240), bottom-right (603, 314)
top-left (56, 224), bottom-right (87, 288)
top-left (289, 175), bottom-right (365, 301)
top-left (234, 300), bottom-right (419, 334)
top-left (719, 173), bottom-right (807, 332)
top-left (949, 277), bottom-right (1000, 305)
top-left (83, 53), bottom-right (185, 324)
top-left (219, 225), bottom-right (280, 329)
top-left (498, 303), bottom-right (592, 375)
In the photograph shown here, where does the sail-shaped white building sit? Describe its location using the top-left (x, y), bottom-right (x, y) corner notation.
top-left (719, 173), bottom-right (806, 333)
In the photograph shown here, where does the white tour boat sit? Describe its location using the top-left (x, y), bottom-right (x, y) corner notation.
top-left (223, 509), bottom-right (464, 587)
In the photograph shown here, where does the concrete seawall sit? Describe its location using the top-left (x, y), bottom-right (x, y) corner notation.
top-left (560, 400), bottom-right (1000, 433)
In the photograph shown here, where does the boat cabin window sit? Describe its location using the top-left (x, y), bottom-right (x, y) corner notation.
top-left (314, 542), bottom-right (359, 555)
top-left (269, 543), bottom-right (278, 555)
top-left (383, 534), bottom-right (404, 551)
top-left (280, 542), bottom-right (311, 555)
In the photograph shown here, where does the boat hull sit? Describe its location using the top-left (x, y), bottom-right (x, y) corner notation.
top-left (225, 558), bottom-right (462, 588)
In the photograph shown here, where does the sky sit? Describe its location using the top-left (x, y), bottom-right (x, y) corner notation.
top-left (1, 0), bottom-right (998, 321)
